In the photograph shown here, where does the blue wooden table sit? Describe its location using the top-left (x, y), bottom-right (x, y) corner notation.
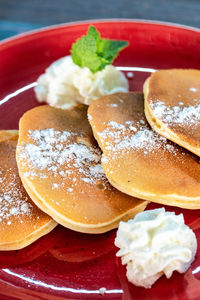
top-left (0, 0), bottom-right (199, 40)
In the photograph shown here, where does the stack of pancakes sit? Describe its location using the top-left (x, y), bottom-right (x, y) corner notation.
top-left (2, 68), bottom-right (200, 250)
top-left (16, 105), bottom-right (148, 234)
top-left (88, 69), bottom-right (200, 209)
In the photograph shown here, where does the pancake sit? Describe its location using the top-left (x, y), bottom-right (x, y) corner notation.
top-left (0, 130), bottom-right (56, 250)
top-left (88, 92), bottom-right (200, 209)
top-left (16, 105), bottom-right (148, 234)
top-left (144, 69), bottom-right (200, 156)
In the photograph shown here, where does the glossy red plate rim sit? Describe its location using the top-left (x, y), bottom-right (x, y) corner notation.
top-left (0, 18), bottom-right (199, 47)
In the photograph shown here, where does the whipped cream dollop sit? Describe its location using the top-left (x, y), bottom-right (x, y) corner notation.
top-left (34, 55), bottom-right (129, 108)
top-left (115, 208), bottom-right (197, 289)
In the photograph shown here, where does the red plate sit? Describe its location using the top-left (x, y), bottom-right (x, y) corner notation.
top-left (0, 20), bottom-right (200, 300)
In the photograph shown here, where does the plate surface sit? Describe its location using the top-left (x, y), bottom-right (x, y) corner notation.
top-left (0, 20), bottom-right (200, 300)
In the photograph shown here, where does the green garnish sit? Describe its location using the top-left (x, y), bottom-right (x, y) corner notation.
top-left (71, 25), bottom-right (128, 73)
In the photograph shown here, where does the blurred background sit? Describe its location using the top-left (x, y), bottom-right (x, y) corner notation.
top-left (0, 0), bottom-right (199, 40)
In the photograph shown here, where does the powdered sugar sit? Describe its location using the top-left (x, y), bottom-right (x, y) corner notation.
top-left (150, 100), bottom-right (200, 127)
top-left (98, 117), bottom-right (177, 155)
top-left (0, 167), bottom-right (32, 223)
top-left (88, 114), bottom-right (92, 120)
top-left (19, 128), bottom-right (107, 186)
top-left (52, 183), bottom-right (59, 189)
top-left (115, 127), bottom-right (168, 152)
top-left (189, 87), bottom-right (198, 92)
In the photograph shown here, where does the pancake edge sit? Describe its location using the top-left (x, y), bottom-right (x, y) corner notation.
top-left (17, 167), bottom-right (148, 234)
top-left (143, 78), bottom-right (200, 157)
top-left (103, 168), bottom-right (200, 209)
top-left (88, 97), bottom-right (200, 210)
top-left (0, 219), bottom-right (57, 251)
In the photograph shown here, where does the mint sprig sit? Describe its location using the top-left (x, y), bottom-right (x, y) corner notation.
top-left (71, 25), bottom-right (128, 73)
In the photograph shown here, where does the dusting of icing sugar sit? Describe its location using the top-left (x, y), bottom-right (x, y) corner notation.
top-left (19, 128), bottom-right (107, 186)
top-left (52, 183), bottom-right (59, 189)
top-left (189, 87), bottom-right (198, 92)
top-left (101, 156), bottom-right (109, 164)
top-left (0, 167), bottom-right (32, 223)
top-left (88, 114), bottom-right (92, 120)
top-left (150, 100), bottom-right (200, 127)
top-left (110, 103), bottom-right (118, 107)
top-left (98, 117), bottom-right (177, 155)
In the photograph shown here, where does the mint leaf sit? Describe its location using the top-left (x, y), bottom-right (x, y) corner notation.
top-left (71, 25), bottom-right (128, 73)
top-left (88, 25), bottom-right (100, 41)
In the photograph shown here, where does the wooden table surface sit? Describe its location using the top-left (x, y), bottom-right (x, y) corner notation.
top-left (0, 0), bottom-right (199, 40)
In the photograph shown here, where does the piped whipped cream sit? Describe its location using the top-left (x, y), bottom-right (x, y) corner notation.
top-left (115, 208), bottom-right (197, 289)
top-left (34, 55), bottom-right (129, 108)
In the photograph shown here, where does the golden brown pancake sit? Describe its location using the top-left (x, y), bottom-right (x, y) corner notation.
top-left (144, 69), bottom-right (200, 156)
top-left (0, 130), bottom-right (56, 250)
top-left (88, 92), bottom-right (200, 209)
top-left (16, 105), bottom-right (148, 234)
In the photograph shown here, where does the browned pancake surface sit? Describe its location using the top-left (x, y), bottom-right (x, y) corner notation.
top-left (0, 131), bottom-right (56, 250)
top-left (144, 69), bottom-right (200, 155)
top-left (16, 105), bottom-right (147, 233)
top-left (88, 92), bottom-right (200, 209)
